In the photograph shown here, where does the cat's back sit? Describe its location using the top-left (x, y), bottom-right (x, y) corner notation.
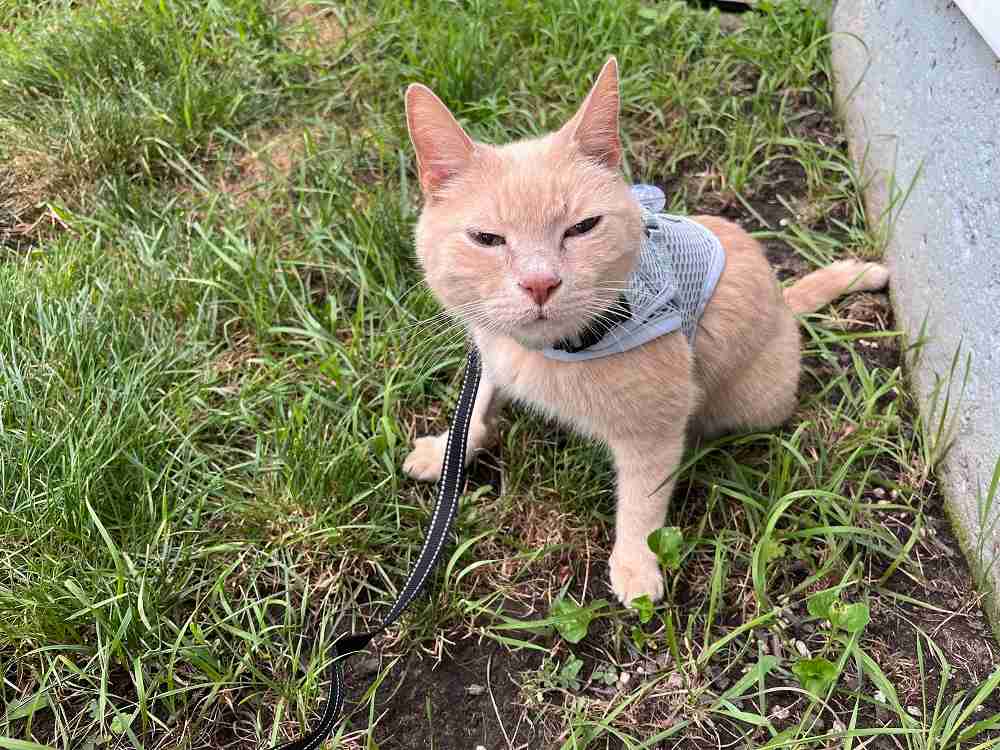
top-left (690, 214), bottom-right (790, 336)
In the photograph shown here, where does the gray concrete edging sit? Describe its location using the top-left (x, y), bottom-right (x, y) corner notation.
top-left (830, 0), bottom-right (1000, 624)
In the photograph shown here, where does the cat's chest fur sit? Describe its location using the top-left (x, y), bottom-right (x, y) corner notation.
top-left (474, 329), bottom-right (695, 441)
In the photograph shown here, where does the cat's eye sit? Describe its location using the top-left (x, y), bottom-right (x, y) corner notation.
top-left (565, 216), bottom-right (601, 238)
top-left (468, 230), bottom-right (506, 247)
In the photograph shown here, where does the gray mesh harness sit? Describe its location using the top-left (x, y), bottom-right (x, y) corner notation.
top-left (543, 184), bottom-right (726, 362)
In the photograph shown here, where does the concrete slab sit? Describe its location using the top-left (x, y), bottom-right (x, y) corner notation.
top-left (830, 1), bottom-right (1000, 618)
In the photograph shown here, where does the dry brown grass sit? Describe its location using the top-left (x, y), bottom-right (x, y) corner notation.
top-left (218, 127), bottom-right (313, 204)
top-left (280, 1), bottom-right (348, 52)
top-left (0, 157), bottom-right (62, 250)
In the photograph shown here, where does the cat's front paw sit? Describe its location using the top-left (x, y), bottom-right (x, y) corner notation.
top-left (609, 548), bottom-right (664, 605)
top-left (403, 433), bottom-right (447, 482)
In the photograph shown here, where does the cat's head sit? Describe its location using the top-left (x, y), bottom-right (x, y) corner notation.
top-left (406, 58), bottom-right (642, 350)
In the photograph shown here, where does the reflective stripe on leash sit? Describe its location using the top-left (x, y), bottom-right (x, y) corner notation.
top-left (269, 349), bottom-right (482, 750)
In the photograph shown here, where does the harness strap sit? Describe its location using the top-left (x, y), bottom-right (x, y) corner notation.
top-left (269, 349), bottom-right (482, 750)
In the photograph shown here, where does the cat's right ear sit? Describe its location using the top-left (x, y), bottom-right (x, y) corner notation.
top-left (557, 56), bottom-right (621, 169)
top-left (405, 84), bottom-right (475, 197)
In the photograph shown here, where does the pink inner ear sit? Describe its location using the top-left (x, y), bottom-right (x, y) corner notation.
top-left (421, 162), bottom-right (454, 194)
top-left (575, 114), bottom-right (620, 168)
top-left (406, 85), bottom-right (475, 196)
top-left (561, 59), bottom-right (622, 169)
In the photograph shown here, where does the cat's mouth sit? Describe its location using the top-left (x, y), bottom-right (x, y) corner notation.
top-left (527, 307), bottom-right (564, 327)
top-left (510, 307), bottom-right (591, 349)
top-left (489, 292), bottom-right (626, 349)
top-left (512, 293), bottom-right (632, 350)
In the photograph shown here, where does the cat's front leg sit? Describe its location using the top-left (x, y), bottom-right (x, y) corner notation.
top-left (607, 431), bottom-right (686, 604)
top-left (403, 369), bottom-right (501, 482)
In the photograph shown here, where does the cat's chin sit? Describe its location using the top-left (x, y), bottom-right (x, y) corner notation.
top-left (509, 332), bottom-right (549, 351)
top-left (467, 311), bottom-right (590, 351)
top-left (468, 321), bottom-right (555, 350)
top-left (507, 317), bottom-right (584, 351)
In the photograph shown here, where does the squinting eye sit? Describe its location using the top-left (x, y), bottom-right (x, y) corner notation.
top-left (468, 230), bottom-right (506, 247)
top-left (564, 216), bottom-right (601, 238)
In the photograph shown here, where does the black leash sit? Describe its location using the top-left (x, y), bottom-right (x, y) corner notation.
top-left (269, 349), bottom-right (482, 750)
top-left (688, 0), bottom-right (758, 12)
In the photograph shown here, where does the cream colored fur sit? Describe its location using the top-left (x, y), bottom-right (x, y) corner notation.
top-left (402, 58), bottom-right (889, 604)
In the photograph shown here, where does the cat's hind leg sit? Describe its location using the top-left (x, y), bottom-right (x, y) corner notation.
top-left (691, 307), bottom-right (801, 440)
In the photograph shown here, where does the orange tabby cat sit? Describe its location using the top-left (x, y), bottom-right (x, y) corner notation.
top-left (402, 58), bottom-right (888, 604)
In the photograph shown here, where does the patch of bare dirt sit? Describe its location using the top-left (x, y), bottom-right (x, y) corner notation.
top-left (1, 161), bottom-right (52, 253)
top-left (357, 642), bottom-right (542, 749)
top-left (217, 127), bottom-right (313, 205)
top-left (207, 333), bottom-right (262, 396)
top-left (280, 2), bottom-right (348, 53)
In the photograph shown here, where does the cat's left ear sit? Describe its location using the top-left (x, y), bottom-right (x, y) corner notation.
top-left (558, 56), bottom-right (621, 169)
top-left (405, 83), bottom-right (476, 197)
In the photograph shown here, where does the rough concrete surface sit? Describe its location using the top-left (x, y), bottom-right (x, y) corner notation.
top-left (831, 1), bottom-right (1000, 611)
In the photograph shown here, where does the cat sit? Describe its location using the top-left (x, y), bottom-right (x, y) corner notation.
top-left (401, 57), bottom-right (889, 605)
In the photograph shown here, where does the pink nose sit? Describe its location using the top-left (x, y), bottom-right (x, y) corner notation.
top-left (518, 274), bottom-right (562, 306)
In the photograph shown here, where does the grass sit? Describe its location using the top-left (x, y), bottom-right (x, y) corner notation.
top-left (1, 0), bottom-right (998, 748)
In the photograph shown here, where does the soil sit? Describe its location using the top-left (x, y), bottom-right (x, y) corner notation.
top-left (356, 643), bottom-right (543, 749)
top-left (0, 165), bottom-right (35, 254)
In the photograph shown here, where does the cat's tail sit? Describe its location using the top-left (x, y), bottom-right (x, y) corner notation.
top-left (783, 259), bottom-right (889, 315)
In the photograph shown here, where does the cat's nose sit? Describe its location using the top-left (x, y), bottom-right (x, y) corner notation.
top-left (518, 274), bottom-right (562, 306)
